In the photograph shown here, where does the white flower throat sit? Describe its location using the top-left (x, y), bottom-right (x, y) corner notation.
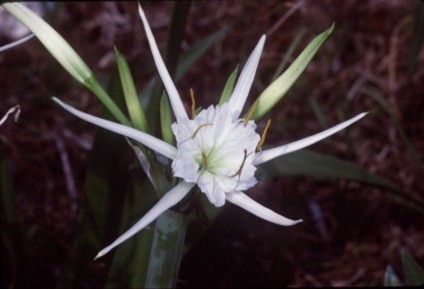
top-left (172, 103), bottom-right (261, 207)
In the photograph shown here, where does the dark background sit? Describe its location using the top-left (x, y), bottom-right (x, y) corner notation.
top-left (1, 1), bottom-right (423, 287)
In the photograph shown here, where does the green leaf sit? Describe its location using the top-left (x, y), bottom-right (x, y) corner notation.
top-left (105, 180), bottom-right (157, 288)
top-left (257, 149), bottom-right (424, 213)
top-left (164, 1), bottom-right (192, 79)
top-left (1, 3), bottom-right (91, 84)
top-left (56, 67), bottom-right (135, 288)
top-left (309, 96), bottom-right (329, 129)
top-left (249, 24), bottom-right (335, 120)
top-left (361, 86), bottom-right (424, 175)
top-left (408, 0), bottom-right (424, 76)
top-left (143, 2), bottom-right (192, 134)
top-left (219, 65), bottom-right (239, 105)
top-left (401, 251), bottom-right (424, 286)
top-left (87, 79), bottom-right (131, 126)
top-left (271, 28), bottom-right (307, 82)
top-left (0, 142), bottom-right (17, 225)
top-left (384, 265), bottom-right (402, 286)
top-left (175, 28), bottom-right (228, 82)
top-left (258, 149), bottom-right (388, 184)
top-left (1, 141), bottom-right (27, 288)
top-left (2, 3), bottom-right (130, 126)
top-left (160, 91), bottom-right (174, 145)
top-left (114, 46), bottom-right (149, 133)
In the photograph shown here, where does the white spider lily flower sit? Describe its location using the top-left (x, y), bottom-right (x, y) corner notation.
top-left (53, 4), bottom-right (368, 259)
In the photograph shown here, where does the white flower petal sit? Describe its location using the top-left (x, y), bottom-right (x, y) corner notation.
top-left (253, 112), bottom-right (368, 165)
top-left (197, 172), bottom-right (227, 207)
top-left (94, 181), bottom-right (195, 259)
top-left (227, 35), bottom-right (266, 121)
top-left (53, 97), bottom-right (177, 160)
top-left (138, 4), bottom-right (188, 121)
top-left (226, 191), bottom-right (302, 226)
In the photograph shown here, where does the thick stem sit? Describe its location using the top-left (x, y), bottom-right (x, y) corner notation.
top-left (145, 210), bottom-right (188, 288)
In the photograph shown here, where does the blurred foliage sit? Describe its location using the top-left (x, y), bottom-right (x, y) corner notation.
top-left (384, 251), bottom-right (424, 286)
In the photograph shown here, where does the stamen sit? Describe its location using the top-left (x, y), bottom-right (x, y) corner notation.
top-left (256, 119), bottom-right (271, 151)
top-left (191, 123), bottom-right (212, 139)
top-left (190, 88), bottom-right (196, 119)
top-left (244, 100), bottom-right (259, 127)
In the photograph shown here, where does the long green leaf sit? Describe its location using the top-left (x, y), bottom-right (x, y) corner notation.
top-left (271, 28), bottom-right (307, 82)
top-left (164, 1), bottom-right (192, 79)
top-left (175, 28), bottom-right (228, 82)
top-left (114, 47), bottom-right (149, 133)
top-left (361, 86), bottom-right (424, 175)
top-left (105, 180), bottom-right (157, 288)
top-left (56, 67), bottom-right (133, 288)
top-left (401, 251), bottom-right (424, 286)
top-left (219, 65), bottom-right (239, 105)
top-left (257, 149), bottom-right (424, 212)
top-left (309, 96), bottom-right (329, 129)
top-left (97, 66), bottom-right (169, 289)
top-left (408, 0), bottom-right (424, 76)
top-left (1, 141), bottom-right (27, 288)
top-left (160, 91), bottom-right (174, 145)
top-left (2, 2), bottom-right (130, 126)
top-left (257, 149), bottom-right (391, 184)
top-left (249, 24), bottom-right (334, 120)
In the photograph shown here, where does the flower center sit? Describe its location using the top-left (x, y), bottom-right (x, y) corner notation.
top-left (171, 103), bottom-right (261, 207)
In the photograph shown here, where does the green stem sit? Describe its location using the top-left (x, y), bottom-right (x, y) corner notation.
top-left (85, 78), bottom-right (131, 126)
top-left (145, 210), bottom-right (188, 288)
